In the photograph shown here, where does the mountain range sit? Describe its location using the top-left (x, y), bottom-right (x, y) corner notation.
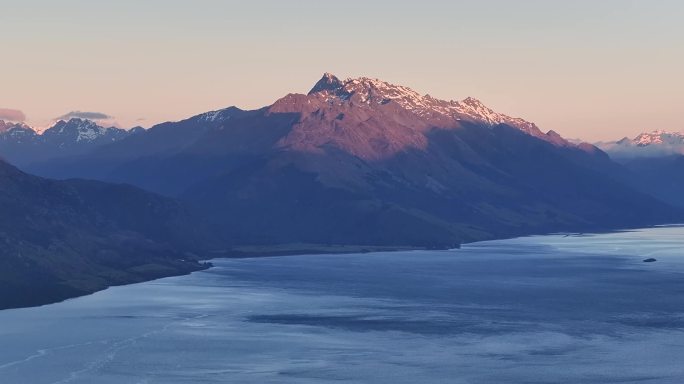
top-left (0, 118), bottom-right (141, 167)
top-left (597, 130), bottom-right (684, 159)
top-left (3, 73), bottom-right (684, 309)
top-left (12, 73), bottom-right (681, 248)
top-left (591, 130), bottom-right (684, 208)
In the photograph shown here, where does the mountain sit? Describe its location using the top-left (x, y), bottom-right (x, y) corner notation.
top-left (0, 121), bottom-right (37, 142)
top-left (0, 159), bottom-right (214, 310)
top-left (593, 130), bottom-right (684, 208)
top-left (597, 130), bottom-right (684, 159)
top-left (41, 118), bottom-right (130, 147)
top-left (616, 155), bottom-right (684, 208)
top-left (0, 118), bottom-right (138, 167)
top-left (24, 73), bottom-right (683, 247)
top-left (28, 107), bottom-right (249, 195)
top-left (309, 73), bottom-right (580, 148)
top-left (0, 120), bottom-right (29, 134)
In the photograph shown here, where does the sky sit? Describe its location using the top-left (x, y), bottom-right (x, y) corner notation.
top-left (1, 0), bottom-right (682, 141)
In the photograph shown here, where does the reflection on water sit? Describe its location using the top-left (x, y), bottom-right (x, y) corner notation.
top-left (1, 226), bottom-right (684, 383)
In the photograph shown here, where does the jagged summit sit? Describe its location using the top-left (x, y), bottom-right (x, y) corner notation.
top-left (0, 120), bottom-right (33, 134)
top-left (195, 106), bottom-right (244, 123)
top-left (308, 73), bottom-right (344, 95)
top-left (0, 121), bottom-right (37, 144)
top-left (0, 118), bottom-right (138, 166)
top-left (43, 118), bottom-right (124, 142)
top-left (265, 73), bottom-right (593, 160)
top-left (48, 118), bottom-right (101, 131)
top-left (304, 73), bottom-right (571, 146)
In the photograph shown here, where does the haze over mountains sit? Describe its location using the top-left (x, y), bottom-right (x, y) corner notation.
top-left (594, 130), bottom-right (684, 210)
top-left (597, 130), bottom-right (684, 159)
top-left (4, 74), bottom-right (679, 247)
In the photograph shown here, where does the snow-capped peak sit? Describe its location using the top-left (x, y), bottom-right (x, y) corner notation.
top-left (596, 129), bottom-right (684, 159)
top-left (0, 120), bottom-right (32, 134)
top-left (46, 118), bottom-right (108, 142)
top-left (41, 118), bottom-right (129, 144)
top-left (633, 130), bottom-right (684, 147)
top-left (309, 73), bottom-right (345, 95)
top-left (195, 107), bottom-right (242, 123)
top-left (307, 73), bottom-right (547, 139)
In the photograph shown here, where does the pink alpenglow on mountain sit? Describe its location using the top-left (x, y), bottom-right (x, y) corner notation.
top-left (270, 73), bottom-right (587, 160)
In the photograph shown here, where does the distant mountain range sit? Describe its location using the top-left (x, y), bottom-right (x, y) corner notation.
top-left (596, 130), bottom-right (684, 159)
top-left (591, 130), bottom-right (684, 209)
top-left (9, 73), bottom-right (679, 249)
top-left (0, 118), bottom-right (141, 166)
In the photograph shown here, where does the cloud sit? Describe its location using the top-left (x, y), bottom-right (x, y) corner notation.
top-left (56, 111), bottom-right (112, 121)
top-left (0, 108), bottom-right (26, 122)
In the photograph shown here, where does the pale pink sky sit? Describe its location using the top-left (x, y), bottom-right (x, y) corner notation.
top-left (1, 0), bottom-right (682, 141)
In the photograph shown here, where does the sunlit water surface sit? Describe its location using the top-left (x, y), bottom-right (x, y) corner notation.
top-left (2, 226), bottom-right (684, 383)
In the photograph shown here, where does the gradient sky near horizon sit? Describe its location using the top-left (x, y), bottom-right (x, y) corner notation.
top-left (1, 0), bottom-right (682, 141)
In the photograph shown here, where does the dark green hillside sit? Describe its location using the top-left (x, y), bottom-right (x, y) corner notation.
top-left (0, 160), bottom-right (213, 310)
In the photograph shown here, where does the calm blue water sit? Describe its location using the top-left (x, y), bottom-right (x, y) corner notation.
top-left (2, 226), bottom-right (684, 383)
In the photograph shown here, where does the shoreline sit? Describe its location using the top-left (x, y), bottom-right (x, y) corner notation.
top-left (0, 260), bottom-right (211, 312)
top-left (3, 222), bottom-right (682, 312)
top-left (209, 222), bottom-right (684, 259)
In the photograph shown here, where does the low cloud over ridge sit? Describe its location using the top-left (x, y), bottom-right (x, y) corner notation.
top-left (0, 108), bottom-right (26, 122)
top-left (56, 111), bottom-right (112, 121)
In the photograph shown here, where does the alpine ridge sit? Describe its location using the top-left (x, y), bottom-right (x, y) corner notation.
top-left (0, 118), bottom-right (138, 167)
top-left (597, 129), bottom-right (684, 158)
top-left (596, 129), bottom-right (684, 209)
top-left (306, 73), bottom-right (580, 148)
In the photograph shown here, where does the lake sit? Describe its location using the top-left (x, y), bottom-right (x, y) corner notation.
top-left (2, 226), bottom-right (684, 383)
